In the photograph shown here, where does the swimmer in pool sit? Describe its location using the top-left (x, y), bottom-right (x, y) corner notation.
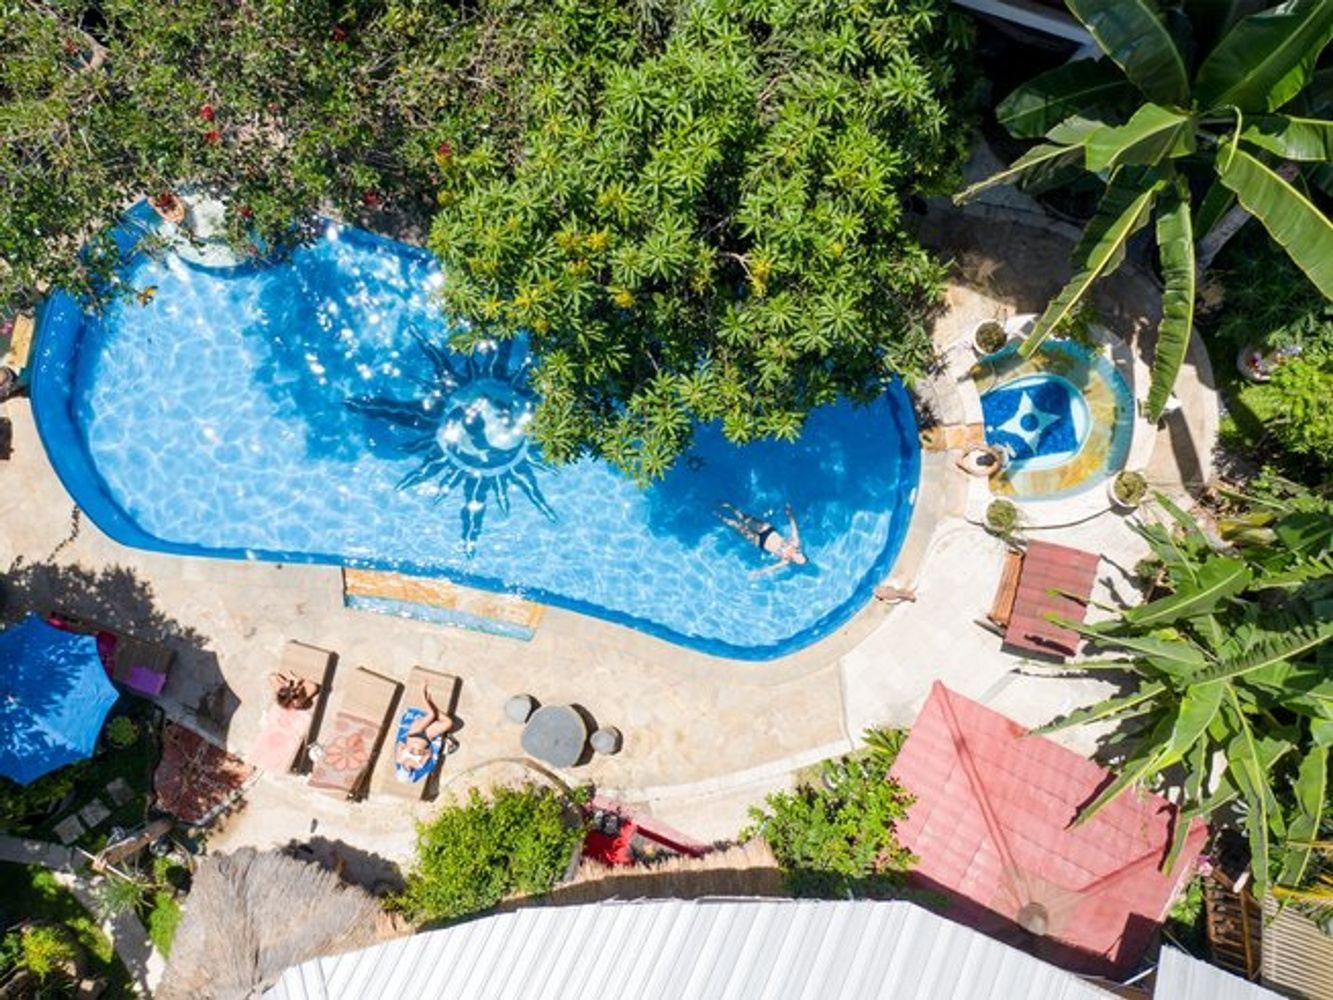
top-left (718, 502), bottom-right (807, 576)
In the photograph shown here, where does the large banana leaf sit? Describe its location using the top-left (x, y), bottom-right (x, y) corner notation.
top-left (1053, 622), bottom-right (1208, 678)
top-left (1186, 619), bottom-right (1333, 685)
top-left (1123, 556), bottom-right (1252, 628)
top-left (997, 58), bottom-right (1137, 139)
top-left (1183, 0), bottom-right (1270, 56)
top-left (1067, 0), bottom-right (1190, 107)
top-left (1033, 681), bottom-right (1167, 734)
top-left (1021, 170), bottom-right (1160, 356)
top-left (1278, 744), bottom-right (1328, 887)
top-left (1146, 176), bottom-right (1195, 421)
top-left (1224, 689), bottom-right (1291, 901)
top-left (1157, 682), bottom-right (1225, 767)
top-left (1193, 179), bottom-right (1237, 240)
top-left (1216, 145), bottom-right (1333, 296)
top-left (1085, 104), bottom-right (1196, 172)
top-left (1195, 0), bottom-right (1333, 113)
top-left (1074, 715), bottom-right (1173, 826)
top-left (953, 143), bottom-right (1085, 204)
top-left (1284, 66), bottom-right (1333, 116)
top-left (1241, 114), bottom-right (1333, 160)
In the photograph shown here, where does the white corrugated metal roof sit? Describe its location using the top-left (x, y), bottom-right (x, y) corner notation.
top-left (266, 898), bottom-right (1113, 1000)
top-left (1154, 946), bottom-right (1284, 1000)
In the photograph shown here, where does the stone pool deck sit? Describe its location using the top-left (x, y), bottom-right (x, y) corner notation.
top-left (0, 209), bottom-right (1217, 873)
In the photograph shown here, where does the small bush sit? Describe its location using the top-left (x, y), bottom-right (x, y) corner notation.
top-left (103, 717), bottom-right (139, 750)
top-left (0, 770), bottom-right (75, 833)
top-left (146, 890), bottom-right (181, 957)
top-left (397, 783), bottom-right (583, 923)
top-left (95, 873), bottom-right (147, 919)
top-left (18, 925), bottom-right (77, 979)
top-left (985, 499), bottom-right (1019, 537)
top-left (1112, 470), bottom-right (1148, 506)
top-left (743, 728), bottom-right (915, 898)
top-left (974, 321), bottom-right (1007, 354)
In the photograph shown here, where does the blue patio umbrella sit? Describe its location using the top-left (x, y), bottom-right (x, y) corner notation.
top-left (0, 613), bottom-right (119, 785)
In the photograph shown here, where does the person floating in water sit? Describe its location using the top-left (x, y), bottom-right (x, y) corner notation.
top-left (718, 502), bottom-right (807, 576)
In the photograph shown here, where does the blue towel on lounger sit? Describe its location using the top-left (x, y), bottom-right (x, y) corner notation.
top-left (393, 707), bottom-right (443, 784)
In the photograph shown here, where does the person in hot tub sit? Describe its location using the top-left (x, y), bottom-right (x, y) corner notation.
top-left (718, 502), bottom-right (807, 576)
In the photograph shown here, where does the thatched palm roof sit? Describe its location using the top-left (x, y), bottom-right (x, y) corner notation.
top-left (158, 847), bottom-right (400, 1000)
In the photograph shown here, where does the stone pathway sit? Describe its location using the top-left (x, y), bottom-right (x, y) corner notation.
top-left (0, 833), bottom-right (76, 872)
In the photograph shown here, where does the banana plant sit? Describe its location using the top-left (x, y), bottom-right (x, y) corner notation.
top-left (956, 0), bottom-right (1333, 421)
top-left (1036, 494), bottom-right (1333, 901)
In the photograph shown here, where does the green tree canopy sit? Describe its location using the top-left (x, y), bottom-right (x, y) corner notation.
top-left (958, 0), bottom-right (1333, 421)
top-left (433, 0), bottom-right (972, 479)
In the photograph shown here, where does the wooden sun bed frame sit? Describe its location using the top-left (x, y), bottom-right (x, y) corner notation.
top-left (372, 665), bottom-right (460, 801)
top-left (987, 548), bottom-right (1025, 629)
top-left (307, 667), bottom-right (401, 800)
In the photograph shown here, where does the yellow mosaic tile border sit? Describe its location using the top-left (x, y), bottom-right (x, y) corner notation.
top-left (342, 568), bottom-right (545, 631)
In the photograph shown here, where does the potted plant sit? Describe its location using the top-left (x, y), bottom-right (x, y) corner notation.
top-left (973, 320), bottom-right (1008, 356)
top-left (1109, 470), bottom-right (1148, 510)
top-left (103, 715), bottom-right (140, 750)
top-left (984, 499), bottom-right (1019, 538)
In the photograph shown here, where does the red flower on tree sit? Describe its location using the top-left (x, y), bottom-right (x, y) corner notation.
top-left (238, 205), bottom-right (254, 220)
top-left (435, 141), bottom-right (453, 163)
top-left (362, 190), bottom-right (381, 207)
top-left (203, 130), bottom-right (221, 144)
top-left (331, 25), bottom-right (348, 42)
top-left (198, 103), bottom-right (215, 121)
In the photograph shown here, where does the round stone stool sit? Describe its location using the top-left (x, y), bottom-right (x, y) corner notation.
top-left (505, 694), bottom-right (536, 724)
top-left (590, 726), bottom-right (622, 755)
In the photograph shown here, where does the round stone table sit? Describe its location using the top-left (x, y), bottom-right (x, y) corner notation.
top-left (520, 705), bottom-right (588, 768)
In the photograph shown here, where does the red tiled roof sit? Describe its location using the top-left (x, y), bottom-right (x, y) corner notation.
top-left (1004, 540), bottom-right (1100, 658)
top-left (889, 683), bottom-right (1206, 979)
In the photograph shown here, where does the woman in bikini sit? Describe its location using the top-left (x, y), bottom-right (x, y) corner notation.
top-left (395, 684), bottom-right (457, 774)
top-left (718, 502), bottom-right (807, 576)
top-left (269, 672), bottom-right (320, 711)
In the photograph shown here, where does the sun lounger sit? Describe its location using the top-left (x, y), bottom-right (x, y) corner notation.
top-left (249, 641), bottom-right (336, 773)
top-left (307, 667), bottom-right (400, 800)
top-left (984, 541), bottom-right (1100, 660)
top-left (372, 666), bottom-right (460, 800)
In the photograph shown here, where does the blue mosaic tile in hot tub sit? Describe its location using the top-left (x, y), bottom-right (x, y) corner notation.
top-left (981, 373), bottom-right (1089, 464)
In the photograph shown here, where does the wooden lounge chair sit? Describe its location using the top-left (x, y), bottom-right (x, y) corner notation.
top-left (249, 641), bottom-right (336, 774)
top-left (307, 667), bottom-right (401, 800)
top-left (372, 666), bottom-right (460, 800)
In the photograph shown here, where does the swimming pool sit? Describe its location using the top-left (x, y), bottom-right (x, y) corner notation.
top-left (31, 206), bottom-right (920, 660)
top-left (975, 339), bottom-right (1133, 500)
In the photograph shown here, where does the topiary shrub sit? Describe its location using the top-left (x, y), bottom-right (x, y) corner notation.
top-left (1111, 470), bottom-right (1148, 508)
top-left (397, 783), bottom-right (583, 922)
top-left (431, 0), bottom-right (974, 480)
top-left (743, 728), bottom-right (915, 898)
top-left (973, 321), bottom-right (1007, 355)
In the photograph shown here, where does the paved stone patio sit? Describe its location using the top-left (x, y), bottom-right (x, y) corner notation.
top-left (0, 202), bottom-right (1218, 870)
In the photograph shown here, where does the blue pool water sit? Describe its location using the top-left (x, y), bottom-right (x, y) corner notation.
top-left (981, 373), bottom-right (1090, 467)
top-left (32, 210), bottom-right (920, 659)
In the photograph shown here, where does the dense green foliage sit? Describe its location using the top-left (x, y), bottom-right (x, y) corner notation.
top-left (397, 784), bottom-right (582, 922)
top-left (1042, 492), bottom-right (1332, 901)
top-left (432, 0), bottom-right (972, 477)
top-left (1211, 234), bottom-right (1333, 484)
top-left (17, 924), bottom-right (77, 979)
top-left (0, 864), bottom-right (132, 994)
top-left (3, 0), bottom-right (971, 479)
top-left (959, 0), bottom-right (1333, 421)
top-left (743, 728), bottom-right (915, 898)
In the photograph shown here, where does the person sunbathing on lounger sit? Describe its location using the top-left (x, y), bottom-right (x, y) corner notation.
top-left (269, 672), bottom-right (320, 711)
top-left (718, 502), bottom-right (807, 576)
top-left (394, 685), bottom-right (457, 781)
